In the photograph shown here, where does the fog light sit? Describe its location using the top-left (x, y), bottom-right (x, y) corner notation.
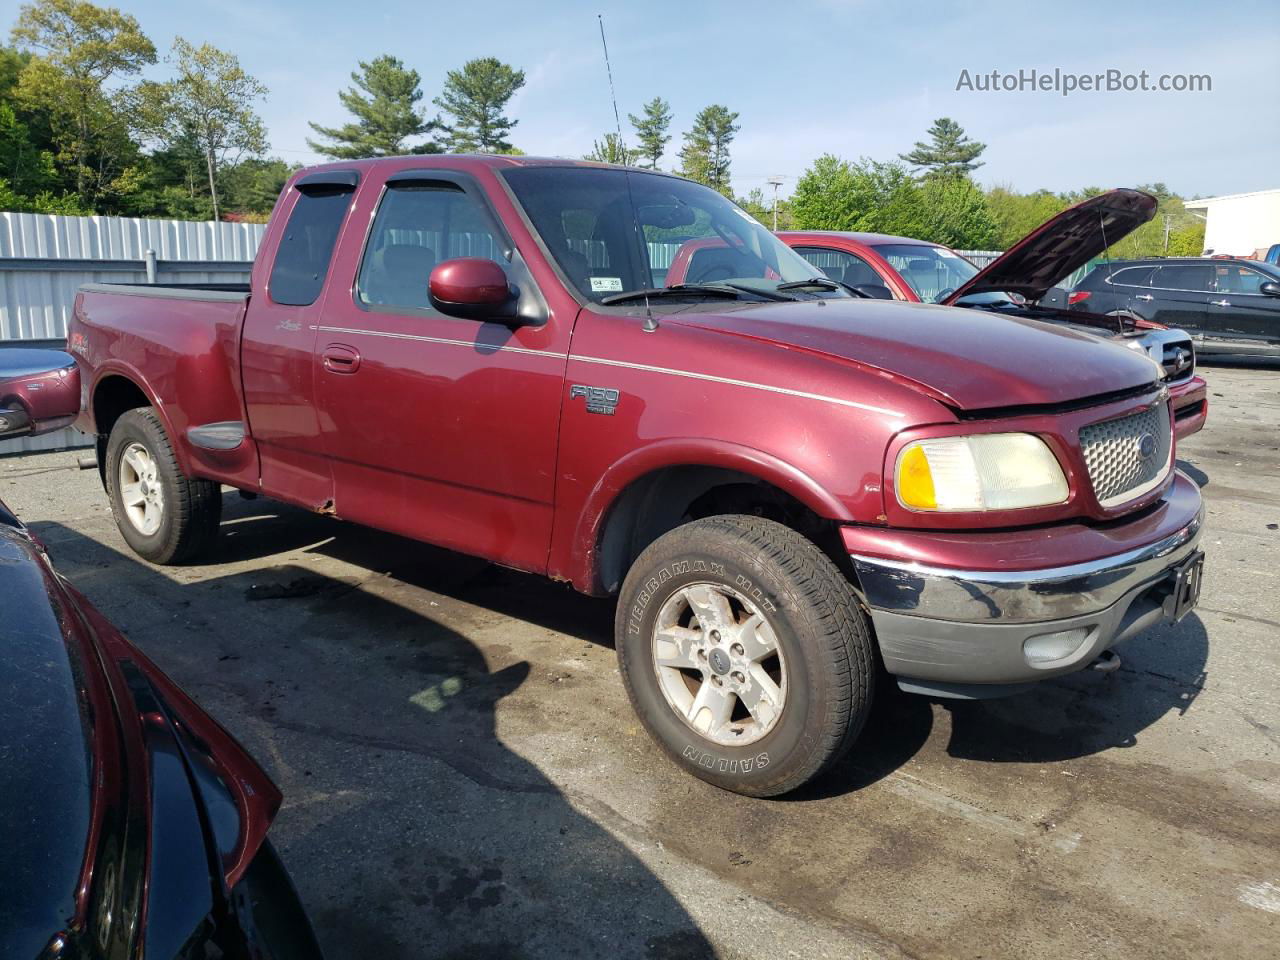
top-left (1023, 627), bottom-right (1092, 665)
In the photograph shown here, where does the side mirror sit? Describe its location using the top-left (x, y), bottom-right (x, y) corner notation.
top-left (1260, 280), bottom-right (1280, 297)
top-left (428, 257), bottom-right (520, 322)
top-left (853, 283), bottom-right (895, 300)
top-left (0, 349), bottom-right (81, 440)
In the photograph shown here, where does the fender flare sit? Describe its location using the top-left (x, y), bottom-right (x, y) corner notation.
top-left (565, 437), bottom-right (855, 593)
top-left (88, 362), bottom-right (192, 475)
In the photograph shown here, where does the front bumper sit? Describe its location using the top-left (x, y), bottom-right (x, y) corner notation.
top-left (1169, 374), bottom-right (1207, 440)
top-left (847, 471), bottom-right (1204, 697)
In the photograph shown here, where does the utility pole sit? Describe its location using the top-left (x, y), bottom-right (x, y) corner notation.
top-left (1162, 214), bottom-right (1172, 254)
top-left (767, 175), bottom-right (784, 231)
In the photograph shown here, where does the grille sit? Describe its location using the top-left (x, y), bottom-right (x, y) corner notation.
top-left (1159, 337), bottom-right (1195, 382)
top-left (1079, 402), bottom-right (1172, 507)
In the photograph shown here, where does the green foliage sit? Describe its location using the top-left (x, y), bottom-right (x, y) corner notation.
top-left (737, 186), bottom-right (792, 230)
top-left (133, 38), bottom-right (267, 220)
top-left (793, 155), bottom-right (996, 248)
top-left (628, 96), bottom-right (671, 169)
top-left (10, 0), bottom-right (155, 204)
top-left (584, 132), bottom-right (631, 165)
top-left (433, 57), bottom-right (524, 153)
top-left (900, 117), bottom-right (986, 180)
top-left (985, 186), bottom-right (1069, 248)
top-left (307, 55), bottom-right (439, 159)
top-left (0, 175), bottom-right (88, 212)
top-left (679, 104), bottom-right (739, 194)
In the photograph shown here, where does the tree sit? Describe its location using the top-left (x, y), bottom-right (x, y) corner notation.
top-left (984, 186), bottom-right (1069, 248)
top-left (307, 55), bottom-right (439, 159)
top-left (899, 117), bottom-right (986, 180)
top-left (584, 132), bottom-right (631, 165)
top-left (433, 57), bottom-right (524, 153)
top-left (737, 187), bottom-right (792, 231)
top-left (10, 0), bottom-right (155, 204)
top-left (914, 177), bottom-right (998, 249)
top-left (679, 104), bottom-right (739, 194)
top-left (628, 96), bottom-right (671, 169)
top-left (136, 38), bottom-right (267, 221)
top-left (792, 155), bottom-right (919, 233)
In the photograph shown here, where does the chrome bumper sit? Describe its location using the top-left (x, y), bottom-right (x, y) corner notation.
top-left (850, 503), bottom-right (1204, 695)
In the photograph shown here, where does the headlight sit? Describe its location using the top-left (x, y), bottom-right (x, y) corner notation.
top-left (896, 433), bottom-right (1069, 511)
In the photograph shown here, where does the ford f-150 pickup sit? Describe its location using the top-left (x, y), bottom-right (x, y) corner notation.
top-left (63, 156), bottom-right (1205, 796)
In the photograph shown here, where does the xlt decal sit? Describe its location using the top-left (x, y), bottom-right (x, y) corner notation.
top-left (570, 384), bottom-right (619, 415)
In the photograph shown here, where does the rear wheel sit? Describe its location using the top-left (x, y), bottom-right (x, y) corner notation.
top-left (106, 407), bottom-right (221, 564)
top-left (616, 515), bottom-right (874, 797)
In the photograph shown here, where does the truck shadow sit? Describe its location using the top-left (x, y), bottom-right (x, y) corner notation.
top-left (940, 614), bottom-right (1210, 764)
top-left (122, 493), bottom-right (1213, 793)
top-left (32, 516), bottom-right (718, 960)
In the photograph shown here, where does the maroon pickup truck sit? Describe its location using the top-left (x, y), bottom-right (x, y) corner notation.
top-left (61, 156), bottom-right (1205, 796)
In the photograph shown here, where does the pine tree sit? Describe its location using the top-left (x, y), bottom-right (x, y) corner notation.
top-left (307, 55), bottom-right (439, 159)
top-left (627, 96), bottom-right (671, 169)
top-left (433, 57), bottom-right (524, 153)
top-left (899, 117), bottom-right (986, 180)
top-left (584, 132), bottom-right (631, 165)
top-left (678, 104), bottom-right (739, 194)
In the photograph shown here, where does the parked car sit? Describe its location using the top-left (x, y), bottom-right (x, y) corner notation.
top-left (0, 347), bottom-right (81, 439)
top-left (61, 157), bottom-right (1204, 797)
top-left (1066, 256), bottom-right (1280, 357)
top-left (0, 492), bottom-right (323, 958)
top-left (1263, 243), bottom-right (1279, 266)
top-left (775, 189), bottom-right (1208, 438)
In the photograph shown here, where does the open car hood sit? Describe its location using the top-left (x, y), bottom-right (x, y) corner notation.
top-left (942, 188), bottom-right (1158, 305)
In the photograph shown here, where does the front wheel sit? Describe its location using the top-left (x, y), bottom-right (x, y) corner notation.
top-left (616, 515), bottom-right (875, 797)
top-left (106, 407), bottom-right (222, 564)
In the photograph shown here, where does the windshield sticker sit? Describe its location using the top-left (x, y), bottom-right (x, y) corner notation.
top-left (935, 248), bottom-right (962, 259)
top-left (590, 277), bottom-right (624, 292)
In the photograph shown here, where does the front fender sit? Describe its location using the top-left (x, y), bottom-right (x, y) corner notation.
top-left (555, 437), bottom-right (855, 594)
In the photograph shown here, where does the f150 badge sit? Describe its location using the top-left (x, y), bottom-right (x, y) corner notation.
top-left (570, 384), bottom-right (619, 415)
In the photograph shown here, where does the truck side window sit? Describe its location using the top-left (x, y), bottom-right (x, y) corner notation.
top-left (357, 183), bottom-right (503, 311)
top-left (268, 187), bottom-right (352, 306)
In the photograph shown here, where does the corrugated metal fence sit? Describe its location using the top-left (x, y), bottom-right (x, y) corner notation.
top-left (1, 212), bottom-right (265, 454)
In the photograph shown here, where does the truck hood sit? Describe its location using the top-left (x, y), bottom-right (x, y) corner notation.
top-left (942, 188), bottom-right (1158, 305)
top-left (671, 298), bottom-right (1160, 411)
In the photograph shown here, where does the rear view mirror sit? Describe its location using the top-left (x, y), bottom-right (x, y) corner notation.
top-left (1260, 281), bottom-right (1280, 297)
top-left (853, 283), bottom-right (895, 300)
top-left (0, 349), bottom-right (81, 440)
top-left (428, 257), bottom-right (520, 323)
top-left (637, 204), bottom-right (696, 229)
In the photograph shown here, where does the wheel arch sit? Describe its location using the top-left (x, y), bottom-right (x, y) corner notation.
top-left (567, 439), bottom-right (855, 596)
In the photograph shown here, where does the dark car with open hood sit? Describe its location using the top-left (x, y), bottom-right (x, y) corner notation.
top-left (0, 496), bottom-right (323, 959)
top-left (779, 189), bottom-right (1209, 439)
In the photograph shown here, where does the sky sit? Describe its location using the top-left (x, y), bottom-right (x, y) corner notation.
top-left (7, 0), bottom-right (1278, 199)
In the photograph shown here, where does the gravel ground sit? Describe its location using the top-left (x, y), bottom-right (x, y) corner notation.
top-left (3, 362), bottom-right (1278, 960)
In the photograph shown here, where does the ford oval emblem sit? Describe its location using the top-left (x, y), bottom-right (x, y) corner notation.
top-left (1138, 432), bottom-right (1157, 459)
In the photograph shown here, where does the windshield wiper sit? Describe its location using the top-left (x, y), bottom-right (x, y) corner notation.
top-left (600, 283), bottom-right (769, 305)
top-left (776, 276), bottom-right (869, 298)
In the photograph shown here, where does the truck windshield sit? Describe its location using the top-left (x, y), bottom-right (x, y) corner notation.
top-left (502, 166), bottom-right (839, 303)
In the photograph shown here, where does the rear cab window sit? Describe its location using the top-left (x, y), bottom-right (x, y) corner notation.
top-left (268, 175), bottom-right (358, 306)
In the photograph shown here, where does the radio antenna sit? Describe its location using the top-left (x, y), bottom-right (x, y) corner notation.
top-left (598, 14), bottom-right (656, 331)
top-left (598, 14), bottom-right (626, 150)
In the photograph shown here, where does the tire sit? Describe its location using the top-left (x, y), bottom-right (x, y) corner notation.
top-left (106, 407), bottom-right (221, 564)
top-left (616, 515), bottom-right (874, 797)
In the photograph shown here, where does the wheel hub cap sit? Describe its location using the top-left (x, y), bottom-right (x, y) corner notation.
top-left (118, 441), bottom-right (164, 537)
top-left (651, 581), bottom-right (787, 747)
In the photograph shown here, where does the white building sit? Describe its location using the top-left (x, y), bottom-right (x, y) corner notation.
top-left (1183, 188), bottom-right (1280, 258)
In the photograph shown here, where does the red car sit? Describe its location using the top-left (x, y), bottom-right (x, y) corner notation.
top-left (0, 493), bottom-right (322, 958)
top-left (57, 158), bottom-right (1203, 796)
top-left (776, 190), bottom-right (1208, 439)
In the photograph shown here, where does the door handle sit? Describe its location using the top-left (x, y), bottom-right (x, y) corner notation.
top-left (1210, 299), bottom-right (1230, 307)
top-left (1133, 294), bottom-right (1154, 301)
top-left (322, 343), bottom-right (361, 374)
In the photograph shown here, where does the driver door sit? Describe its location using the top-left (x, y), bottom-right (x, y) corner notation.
top-left (312, 169), bottom-right (567, 574)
